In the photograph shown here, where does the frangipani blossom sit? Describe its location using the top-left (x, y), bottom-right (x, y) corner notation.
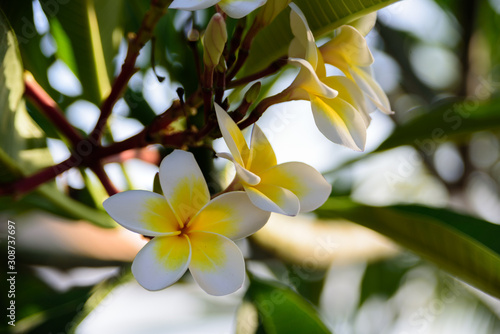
top-left (319, 24), bottom-right (392, 114)
top-left (215, 104), bottom-right (331, 216)
top-left (170, 0), bottom-right (267, 19)
top-left (103, 150), bottom-right (270, 296)
top-left (285, 3), bottom-right (371, 151)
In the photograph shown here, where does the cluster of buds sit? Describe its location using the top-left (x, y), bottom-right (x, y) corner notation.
top-left (104, 1), bottom-right (391, 295)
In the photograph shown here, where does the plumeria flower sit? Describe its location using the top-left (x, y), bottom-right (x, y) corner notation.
top-left (215, 103), bottom-right (331, 216)
top-left (319, 23), bottom-right (392, 115)
top-left (170, 0), bottom-right (267, 19)
top-left (284, 3), bottom-right (371, 151)
top-left (103, 150), bottom-right (270, 296)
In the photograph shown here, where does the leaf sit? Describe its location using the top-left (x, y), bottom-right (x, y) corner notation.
top-left (244, 275), bottom-right (331, 334)
top-left (316, 198), bottom-right (500, 298)
top-left (243, 0), bottom-right (399, 75)
top-left (376, 97), bottom-right (500, 153)
top-left (40, 0), bottom-right (122, 104)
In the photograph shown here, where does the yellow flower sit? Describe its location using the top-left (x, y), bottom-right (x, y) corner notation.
top-left (284, 3), bottom-right (372, 151)
top-left (215, 104), bottom-right (331, 216)
top-left (103, 150), bottom-right (270, 296)
top-left (319, 23), bottom-right (392, 115)
top-left (170, 0), bottom-right (267, 19)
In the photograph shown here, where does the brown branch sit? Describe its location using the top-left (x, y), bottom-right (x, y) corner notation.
top-left (226, 20), bottom-right (261, 81)
top-left (227, 58), bottom-right (286, 89)
top-left (89, 163), bottom-right (119, 196)
top-left (90, 0), bottom-right (171, 143)
top-left (24, 72), bottom-right (83, 147)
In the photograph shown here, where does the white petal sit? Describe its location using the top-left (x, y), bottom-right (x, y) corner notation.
top-left (159, 150), bottom-right (210, 224)
top-left (219, 0), bottom-right (267, 18)
top-left (217, 152), bottom-right (261, 186)
top-left (310, 95), bottom-right (367, 151)
top-left (260, 162), bottom-right (331, 212)
top-left (188, 191), bottom-right (270, 240)
top-left (188, 231), bottom-right (245, 296)
top-left (352, 67), bottom-right (392, 114)
top-left (169, 0), bottom-right (220, 11)
top-left (132, 235), bottom-right (191, 291)
top-left (103, 190), bottom-right (180, 236)
top-left (289, 3), bottom-right (318, 68)
top-left (288, 58), bottom-right (338, 99)
top-left (244, 184), bottom-right (300, 216)
top-left (214, 103), bottom-right (250, 165)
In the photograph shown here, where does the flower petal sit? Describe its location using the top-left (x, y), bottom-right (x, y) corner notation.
top-left (310, 94), bottom-right (368, 151)
top-left (323, 75), bottom-right (371, 127)
top-left (289, 3), bottom-right (318, 68)
top-left (188, 191), bottom-right (270, 240)
top-left (159, 150), bottom-right (210, 224)
top-left (132, 235), bottom-right (191, 291)
top-left (260, 162), bottom-right (331, 212)
top-left (214, 103), bottom-right (250, 165)
top-left (246, 125), bottom-right (277, 175)
top-left (320, 25), bottom-right (374, 68)
top-left (288, 58), bottom-right (338, 99)
top-left (103, 190), bottom-right (180, 236)
top-left (350, 12), bottom-right (377, 37)
top-left (244, 183), bottom-right (300, 216)
top-left (217, 152), bottom-right (261, 186)
top-left (351, 67), bottom-right (392, 114)
top-left (169, 0), bottom-right (220, 11)
top-left (218, 0), bottom-right (267, 19)
top-left (188, 231), bottom-right (245, 296)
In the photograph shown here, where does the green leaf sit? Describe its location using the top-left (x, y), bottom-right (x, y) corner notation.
top-left (243, 0), bottom-right (399, 75)
top-left (376, 98), bottom-right (500, 153)
top-left (40, 0), bottom-right (122, 104)
top-left (316, 198), bottom-right (500, 298)
top-left (244, 275), bottom-right (331, 334)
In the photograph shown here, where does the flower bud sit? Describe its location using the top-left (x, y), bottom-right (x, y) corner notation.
top-left (203, 13), bottom-right (227, 68)
top-left (255, 0), bottom-right (291, 27)
top-left (244, 82), bottom-right (261, 104)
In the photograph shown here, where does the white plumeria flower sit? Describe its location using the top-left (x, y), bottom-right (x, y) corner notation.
top-left (215, 104), bottom-right (331, 216)
top-left (103, 150), bottom-right (270, 296)
top-left (319, 24), bottom-right (392, 115)
top-left (170, 0), bottom-right (267, 19)
top-left (285, 3), bottom-right (371, 151)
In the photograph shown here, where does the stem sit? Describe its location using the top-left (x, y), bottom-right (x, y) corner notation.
top-left (24, 72), bottom-right (83, 147)
top-left (227, 58), bottom-right (286, 89)
top-left (226, 17), bottom-right (246, 69)
top-left (203, 67), bottom-right (214, 124)
top-left (89, 163), bottom-right (119, 196)
top-left (238, 90), bottom-right (290, 129)
top-left (0, 157), bottom-right (74, 196)
top-left (226, 20), bottom-right (261, 81)
top-left (90, 0), bottom-right (171, 143)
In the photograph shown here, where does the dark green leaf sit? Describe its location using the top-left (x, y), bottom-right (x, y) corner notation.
top-left (244, 275), bottom-right (331, 334)
top-left (316, 198), bottom-right (500, 298)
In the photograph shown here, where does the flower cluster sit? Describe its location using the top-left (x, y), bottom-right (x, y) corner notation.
top-left (104, 1), bottom-right (390, 295)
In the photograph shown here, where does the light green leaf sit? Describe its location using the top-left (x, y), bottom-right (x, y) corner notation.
top-left (243, 0), bottom-right (399, 75)
top-left (316, 198), bottom-right (500, 298)
top-left (40, 0), bottom-right (122, 104)
top-left (244, 275), bottom-right (331, 334)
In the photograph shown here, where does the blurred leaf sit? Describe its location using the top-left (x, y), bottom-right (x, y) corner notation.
top-left (243, 0), bottom-right (399, 75)
top-left (0, 0), bottom-right (60, 100)
top-left (124, 88), bottom-right (157, 126)
top-left (376, 98), bottom-right (500, 153)
top-left (40, 0), bottom-right (122, 104)
top-left (244, 275), bottom-right (331, 334)
top-left (2, 266), bottom-right (92, 334)
top-left (359, 256), bottom-right (414, 306)
top-left (316, 198), bottom-right (500, 298)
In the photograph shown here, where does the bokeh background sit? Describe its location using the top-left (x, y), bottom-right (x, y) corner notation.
top-left (1, 0), bottom-right (500, 333)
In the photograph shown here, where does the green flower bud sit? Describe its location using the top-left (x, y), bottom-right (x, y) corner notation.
top-left (203, 13), bottom-right (227, 68)
top-left (245, 82), bottom-right (261, 104)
